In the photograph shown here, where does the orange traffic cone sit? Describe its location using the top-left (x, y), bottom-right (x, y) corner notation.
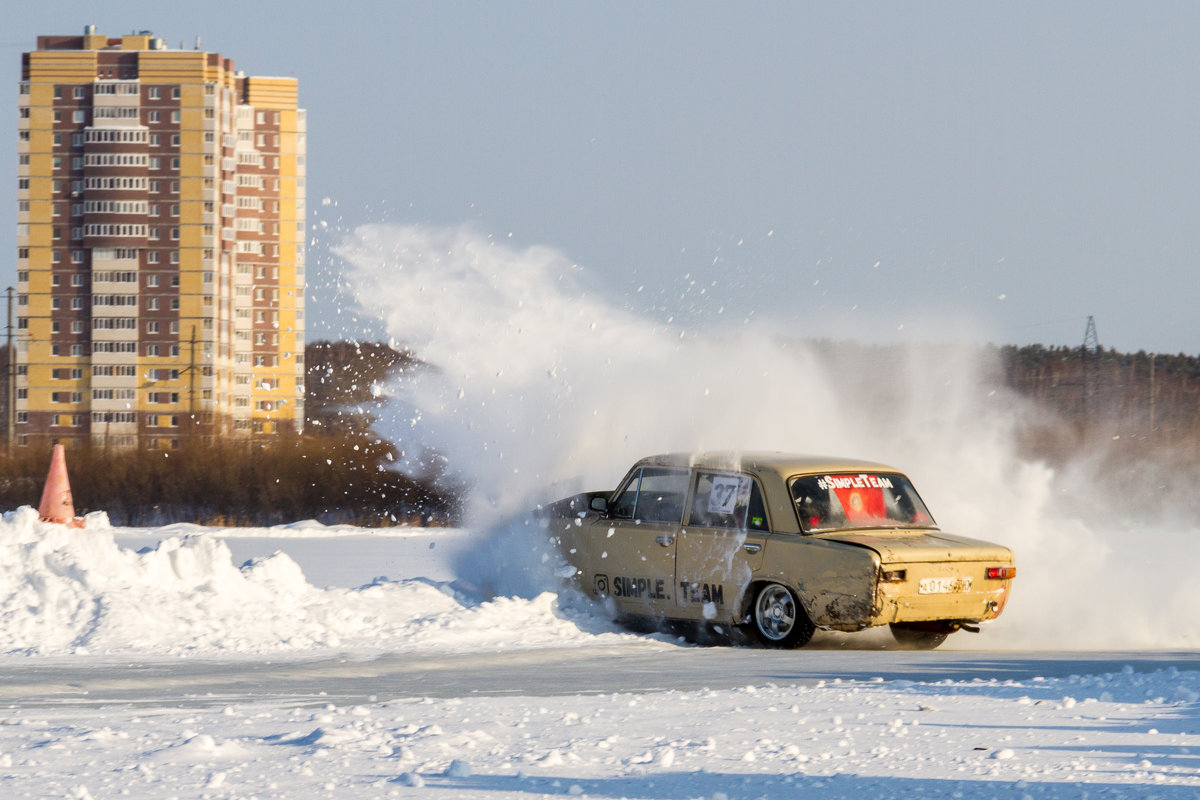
top-left (38, 444), bottom-right (82, 527)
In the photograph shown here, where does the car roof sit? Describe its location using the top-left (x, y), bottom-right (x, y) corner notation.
top-left (632, 451), bottom-right (905, 477)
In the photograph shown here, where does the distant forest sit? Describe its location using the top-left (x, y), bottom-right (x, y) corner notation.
top-left (994, 343), bottom-right (1200, 456)
top-left (0, 339), bottom-right (1197, 526)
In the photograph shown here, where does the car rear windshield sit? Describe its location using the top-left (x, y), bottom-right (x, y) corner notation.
top-left (789, 472), bottom-right (935, 532)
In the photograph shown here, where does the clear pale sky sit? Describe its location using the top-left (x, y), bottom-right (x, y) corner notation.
top-left (7, 2), bottom-right (1198, 354)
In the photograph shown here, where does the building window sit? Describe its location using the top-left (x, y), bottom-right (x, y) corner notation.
top-left (148, 111), bottom-right (160, 123)
top-left (73, 86), bottom-right (85, 99)
top-left (147, 345), bottom-right (159, 357)
top-left (73, 110), bottom-right (86, 123)
top-left (171, 111), bottom-right (180, 123)
top-left (171, 87), bottom-right (180, 99)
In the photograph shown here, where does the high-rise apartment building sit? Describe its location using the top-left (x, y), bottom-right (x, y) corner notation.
top-left (15, 26), bottom-right (305, 448)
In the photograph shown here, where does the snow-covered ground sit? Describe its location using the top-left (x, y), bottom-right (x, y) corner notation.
top-left (2, 508), bottom-right (1199, 799)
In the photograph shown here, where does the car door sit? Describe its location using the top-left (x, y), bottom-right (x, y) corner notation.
top-left (675, 469), bottom-right (770, 622)
top-left (592, 465), bottom-right (687, 617)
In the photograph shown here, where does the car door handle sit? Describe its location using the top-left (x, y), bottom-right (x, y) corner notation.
top-left (656, 536), bottom-right (675, 546)
top-left (742, 543), bottom-right (762, 553)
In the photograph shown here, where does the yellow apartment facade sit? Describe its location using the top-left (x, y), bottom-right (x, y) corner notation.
top-left (15, 26), bottom-right (305, 447)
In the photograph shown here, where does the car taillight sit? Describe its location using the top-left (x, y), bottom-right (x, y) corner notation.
top-left (880, 569), bottom-right (907, 583)
top-left (985, 566), bottom-right (1016, 580)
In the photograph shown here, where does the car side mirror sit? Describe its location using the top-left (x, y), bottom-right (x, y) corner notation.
top-left (590, 496), bottom-right (608, 514)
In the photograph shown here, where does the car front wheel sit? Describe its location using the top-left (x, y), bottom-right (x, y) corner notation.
top-left (752, 582), bottom-right (815, 648)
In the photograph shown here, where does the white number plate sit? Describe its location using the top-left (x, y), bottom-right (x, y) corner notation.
top-left (918, 576), bottom-right (973, 594)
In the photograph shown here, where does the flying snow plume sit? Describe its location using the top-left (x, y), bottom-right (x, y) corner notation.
top-left (340, 223), bottom-right (1200, 649)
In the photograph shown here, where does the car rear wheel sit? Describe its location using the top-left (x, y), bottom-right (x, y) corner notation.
top-left (889, 623), bottom-right (950, 650)
top-left (752, 582), bottom-right (815, 648)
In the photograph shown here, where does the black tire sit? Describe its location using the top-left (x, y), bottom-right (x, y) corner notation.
top-left (751, 582), bottom-right (815, 648)
top-left (889, 623), bottom-right (950, 650)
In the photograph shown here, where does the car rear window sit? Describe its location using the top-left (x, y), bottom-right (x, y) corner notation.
top-left (789, 472), bottom-right (934, 532)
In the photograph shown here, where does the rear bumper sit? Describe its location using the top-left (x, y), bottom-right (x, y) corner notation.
top-left (872, 563), bottom-right (1013, 625)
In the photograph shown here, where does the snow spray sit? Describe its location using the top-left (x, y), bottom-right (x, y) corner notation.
top-left (338, 222), bottom-right (1200, 650)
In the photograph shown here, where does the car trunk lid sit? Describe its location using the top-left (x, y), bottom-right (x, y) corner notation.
top-left (815, 530), bottom-right (1013, 565)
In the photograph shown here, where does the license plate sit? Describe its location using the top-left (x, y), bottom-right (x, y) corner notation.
top-left (918, 576), bottom-right (973, 594)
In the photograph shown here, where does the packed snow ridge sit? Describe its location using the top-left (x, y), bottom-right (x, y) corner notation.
top-left (0, 507), bottom-right (625, 657)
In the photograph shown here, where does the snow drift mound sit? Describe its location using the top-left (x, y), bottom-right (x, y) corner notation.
top-left (0, 507), bottom-right (621, 657)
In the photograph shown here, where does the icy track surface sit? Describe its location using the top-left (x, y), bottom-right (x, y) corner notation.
top-left (5, 661), bottom-right (1200, 798)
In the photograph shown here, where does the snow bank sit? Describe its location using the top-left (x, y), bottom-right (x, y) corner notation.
top-left (0, 507), bottom-right (623, 657)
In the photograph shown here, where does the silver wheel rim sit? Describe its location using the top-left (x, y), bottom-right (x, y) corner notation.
top-left (755, 584), bottom-right (795, 641)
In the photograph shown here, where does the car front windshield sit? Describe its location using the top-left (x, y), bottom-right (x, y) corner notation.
top-left (789, 472), bottom-right (935, 532)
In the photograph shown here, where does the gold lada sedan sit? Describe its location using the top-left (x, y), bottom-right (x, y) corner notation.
top-left (546, 452), bottom-right (1015, 649)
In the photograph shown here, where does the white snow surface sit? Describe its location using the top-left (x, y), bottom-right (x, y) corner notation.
top-left (2, 509), bottom-right (1199, 798)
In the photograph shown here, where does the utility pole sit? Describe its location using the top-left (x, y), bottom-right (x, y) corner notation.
top-left (1081, 315), bottom-right (1099, 422)
top-left (1149, 353), bottom-right (1156, 438)
top-left (189, 325), bottom-right (197, 424)
top-left (5, 287), bottom-right (13, 455)
top-left (176, 325), bottom-right (200, 440)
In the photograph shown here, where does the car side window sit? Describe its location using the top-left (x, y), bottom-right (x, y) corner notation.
top-left (608, 467), bottom-right (690, 523)
top-left (688, 471), bottom-right (769, 531)
top-left (633, 467), bottom-right (690, 523)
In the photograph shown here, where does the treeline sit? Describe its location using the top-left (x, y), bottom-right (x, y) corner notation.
top-left (994, 344), bottom-right (1200, 458)
top-left (0, 340), bottom-right (459, 527)
top-left (0, 435), bottom-right (454, 527)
